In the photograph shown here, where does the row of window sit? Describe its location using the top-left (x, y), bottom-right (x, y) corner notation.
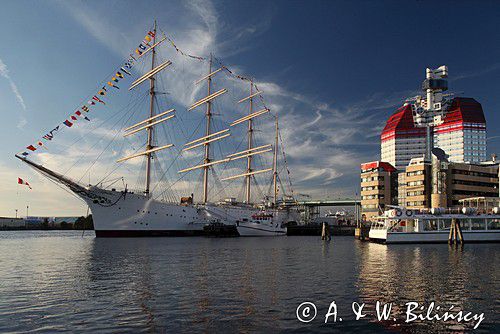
top-left (362, 194), bottom-right (385, 200)
top-left (361, 176), bottom-right (384, 182)
top-left (406, 201), bottom-right (426, 206)
top-left (452, 179), bottom-right (498, 188)
top-left (406, 170), bottom-right (424, 177)
top-left (407, 190), bottom-right (425, 196)
top-left (407, 180), bottom-right (424, 186)
top-left (452, 169), bottom-right (498, 178)
top-left (361, 185), bottom-right (385, 191)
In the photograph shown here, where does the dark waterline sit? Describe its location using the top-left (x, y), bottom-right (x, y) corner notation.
top-left (0, 231), bottom-right (498, 333)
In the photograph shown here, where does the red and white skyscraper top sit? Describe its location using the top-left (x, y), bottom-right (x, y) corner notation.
top-left (381, 67), bottom-right (487, 170)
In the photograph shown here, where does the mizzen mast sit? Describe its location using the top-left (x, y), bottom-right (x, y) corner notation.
top-left (273, 115), bottom-right (279, 206)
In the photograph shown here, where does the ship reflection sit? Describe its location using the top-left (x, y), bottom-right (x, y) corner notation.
top-left (83, 238), bottom-right (286, 333)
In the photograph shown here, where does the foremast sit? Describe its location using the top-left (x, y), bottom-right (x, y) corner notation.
top-left (145, 21), bottom-right (157, 196)
top-left (118, 21), bottom-right (175, 195)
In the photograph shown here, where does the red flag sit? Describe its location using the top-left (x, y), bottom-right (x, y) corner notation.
top-left (37, 141), bottom-right (48, 150)
top-left (26, 145), bottom-right (36, 151)
top-left (92, 96), bottom-right (106, 104)
top-left (18, 177), bottom-right (32, 190)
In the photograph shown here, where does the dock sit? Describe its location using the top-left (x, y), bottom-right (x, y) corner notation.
top-left (287, 224), bottom-right (355, 236)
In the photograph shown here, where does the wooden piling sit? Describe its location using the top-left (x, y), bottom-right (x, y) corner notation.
top-left (448, 218), bottom-right (464, 244)
top-left (456, 219), bottom-right (464, 244)
top-left (321, 222), bottom-right (331, 241)
top-left (448, 221), bottom-right (454, 244)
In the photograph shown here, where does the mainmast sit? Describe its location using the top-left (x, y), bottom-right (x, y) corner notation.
top-left (202, 55), bottom-right (213, 204)
top-left (180, 59), bottom-right (229, 199)
top-left (245, 82), bottom-right (254, 203)
top-left (273, 115), bottom-right (279, 206)
top-left (145, 21), bottom-right (157, 196)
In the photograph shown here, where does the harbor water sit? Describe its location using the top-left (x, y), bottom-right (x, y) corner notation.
top-left (0, 231), bottom-right (498, 333)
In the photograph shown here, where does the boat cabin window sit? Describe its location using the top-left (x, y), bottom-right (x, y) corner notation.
top-left (439, 219), bottom-right (452, 230)
top-left (470, 219), bottom-right (486, 230)
top-left (487, 219), bottom-right (500, 230)
top-left (423, 220), bottom-right (438, 231)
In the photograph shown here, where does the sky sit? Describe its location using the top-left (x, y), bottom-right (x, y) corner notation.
top-left (1, 0), bottom-right (500, 217)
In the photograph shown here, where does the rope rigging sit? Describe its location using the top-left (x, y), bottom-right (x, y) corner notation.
top-left (21, 23), bottom-right (296, 206)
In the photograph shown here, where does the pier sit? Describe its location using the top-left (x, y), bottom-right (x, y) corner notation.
top-left (286, 198), bottom-right (362, 224)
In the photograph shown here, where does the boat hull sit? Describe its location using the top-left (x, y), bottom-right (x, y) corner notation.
top-left (94, 230), bottom-right (206, 237)
top-left (370, 230), bottom-right (500, 244)
top-left (83, 187), bottom-right (298, 237)
top-left (236, 223), bottom-right (287, 236)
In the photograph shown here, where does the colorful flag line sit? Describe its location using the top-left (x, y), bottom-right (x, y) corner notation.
top-left (19, 30), bottom-right (156, 157)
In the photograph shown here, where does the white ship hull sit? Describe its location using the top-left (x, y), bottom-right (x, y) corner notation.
top-left (83, 186), bottom-right (297, 237)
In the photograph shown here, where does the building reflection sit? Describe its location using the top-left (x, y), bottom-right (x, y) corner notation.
top-left (355, 242), bottom-right (480, 332)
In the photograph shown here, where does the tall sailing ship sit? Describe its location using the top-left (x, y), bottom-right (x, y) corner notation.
top-left (16, 23), bottom-right (299, 237)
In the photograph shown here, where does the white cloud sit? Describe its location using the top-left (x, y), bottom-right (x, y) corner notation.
top-left (0, 58), bottom-right (27, 129)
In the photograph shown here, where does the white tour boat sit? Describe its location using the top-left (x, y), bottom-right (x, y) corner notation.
top-left (369, 207), bottom-right (500, 244)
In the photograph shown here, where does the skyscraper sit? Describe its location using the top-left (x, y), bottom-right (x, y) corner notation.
top-left (433, 97), bottom-right (487, 163)
top-left (381, 66), bottom-right (487, 170)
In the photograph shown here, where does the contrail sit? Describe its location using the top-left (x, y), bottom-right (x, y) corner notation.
top-left (0, 57), bottom-right (27, 128)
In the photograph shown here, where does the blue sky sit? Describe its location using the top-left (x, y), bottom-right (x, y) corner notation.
top-left (1, 0), bottom-right (500, 216)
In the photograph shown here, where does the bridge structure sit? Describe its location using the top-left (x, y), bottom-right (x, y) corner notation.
top-left (285, 198), bottom-right (362, 225)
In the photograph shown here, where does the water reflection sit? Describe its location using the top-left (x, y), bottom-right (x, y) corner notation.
top-left (0, 232), bottom-right (498, 333)
top-left (356, 242), bottom-right (498, 332)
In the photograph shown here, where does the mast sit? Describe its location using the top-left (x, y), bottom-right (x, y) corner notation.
top-left (144, 21), bottom-right (157, 196)
top-left (245, 81), bottom-right (254, 203)
top-left (273, 115), bottom-right (279, 206)
top-left (202, 55), bottom-right (213, 204)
